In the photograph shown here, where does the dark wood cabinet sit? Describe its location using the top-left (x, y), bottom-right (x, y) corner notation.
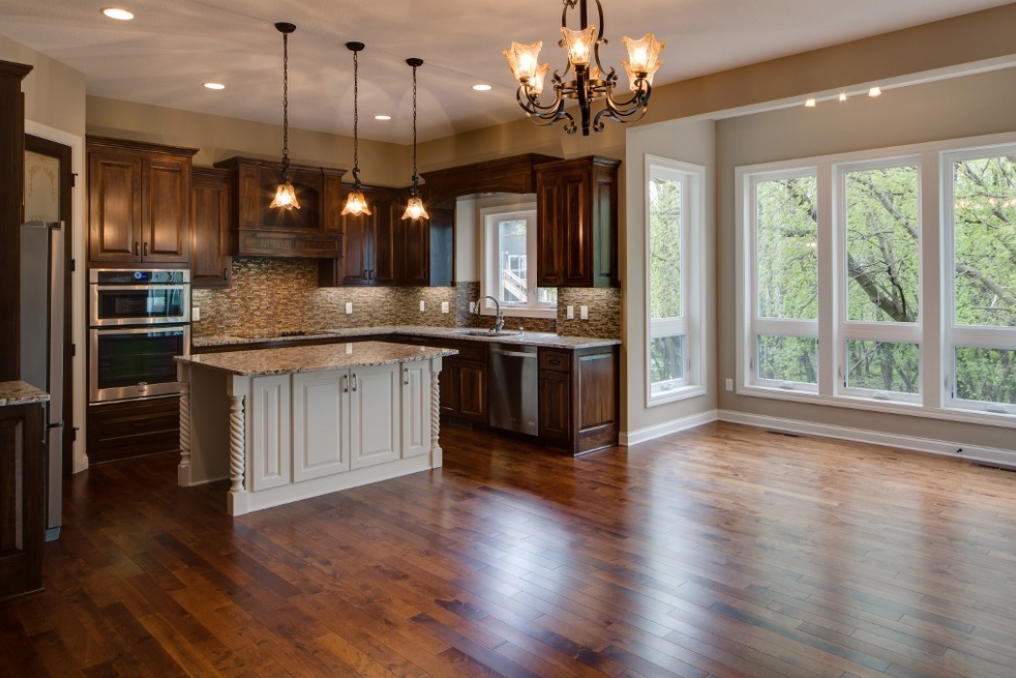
top-left (0, 401), bottom-right (45, 601)
top-left (190, 167), bottom-right (232, 288)
top-left (389, 335), bottom-right (488, 422)
top-left (535, 156), bottom-right (620, 288)
top-left (86, 396), bottom-right (180, 465)
top-left (420, 153), bottom-right (561, 206)
top-left (538, 345), bottom-right (618, 455)
top-left (87, 137), bottom-right (196, 265)
top-left (332, 187), bottom-right (400, 286)
top-left (399, 205), bottom-right (454, 287)
top-left (214, 157), bottom-right (345, 259)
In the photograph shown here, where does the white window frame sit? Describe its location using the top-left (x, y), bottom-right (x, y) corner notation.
top-left (479, 202), bottom-right (556, 319)
top-left (645, 155), bottom-right (706, 406)
top-left (735, 132), bottom-right (1016, 428)
top-left (942, 143), bottom-right (1016, 417)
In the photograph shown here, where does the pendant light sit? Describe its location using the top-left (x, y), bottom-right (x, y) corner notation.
top-left (342, 42), bottom-right (371, 216)
top-left (402, 57), bottom-right (429, 221)
top-left (269, 22), bottom-right (300, 210)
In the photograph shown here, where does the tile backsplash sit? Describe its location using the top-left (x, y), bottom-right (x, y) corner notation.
top-left (192, 258), bottom-right (621, 339)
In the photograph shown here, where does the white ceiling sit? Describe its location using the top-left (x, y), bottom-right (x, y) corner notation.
top-left (1, 0), bottom-right (1012, 145)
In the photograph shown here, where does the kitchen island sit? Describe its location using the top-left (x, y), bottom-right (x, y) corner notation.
top-left (175, 341), bottom-right (454, 515)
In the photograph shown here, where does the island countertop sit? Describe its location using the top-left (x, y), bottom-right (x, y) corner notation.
top-left (0, 381), bottom-right (50, 407)
top-left (175, 340), bottom-right (457, 377)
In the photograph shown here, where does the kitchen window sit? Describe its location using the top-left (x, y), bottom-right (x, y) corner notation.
top-left (480, 204), bottom-right (557, 317)
top-left (646, 156), bottom-right (705, 405)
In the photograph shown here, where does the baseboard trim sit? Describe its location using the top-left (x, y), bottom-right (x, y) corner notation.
top-left (717, 409), bottom-right (1016, 468)
top-left (620, 410), bottom-right (718, 447)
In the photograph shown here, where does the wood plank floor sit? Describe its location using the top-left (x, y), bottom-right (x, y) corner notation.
top-left (3, 422), bottom-right (1016, 678)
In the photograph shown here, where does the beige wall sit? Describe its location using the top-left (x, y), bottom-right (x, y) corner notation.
top-left (0, 34), bottom-right (85, 137)
top-left (714, 66), bottom-right (1016, 453)
top-left (86, 95), bottom-right (409, 184)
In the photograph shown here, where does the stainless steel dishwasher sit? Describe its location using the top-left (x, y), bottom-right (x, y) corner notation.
top-left (489, 342), bottom-right (539, 435)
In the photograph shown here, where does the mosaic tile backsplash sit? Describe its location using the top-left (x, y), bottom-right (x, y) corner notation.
top-left (192, 258), bottom-right (621, 339)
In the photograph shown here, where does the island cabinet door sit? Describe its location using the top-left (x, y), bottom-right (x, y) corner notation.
top-left (401, 361), bottom-right (432, 459)
top-left (350, 364), bottom-right (401, 469)
top-left (249, 375), bottom-right (291, 491)
top-left (293, 370), bottom-right (350, 482)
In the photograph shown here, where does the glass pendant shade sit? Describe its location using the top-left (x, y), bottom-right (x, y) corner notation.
top-left (529, 63), bottom-right (552, 95)
top-left (269, 180), bottom-right (300, 210)
top-left (402, 195), bottom-right (429, 220)
top-left (622, 59), bottom-right (661, 91)
top-left (561, 25), bottom-right (597, 67)
top-left (621, 33), bottom-right (665, 76)
top-left (504, 41), bottom-right (543, 83)
top-left (342, 190), bottom-right (371, 216)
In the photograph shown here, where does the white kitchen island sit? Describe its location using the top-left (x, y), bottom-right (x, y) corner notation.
top-left (175, 341), bottom-right (454, 515)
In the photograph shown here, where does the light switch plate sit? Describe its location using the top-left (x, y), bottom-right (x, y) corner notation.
top-left (566, 305), bottom-right (574, 319)
top-left (419, 300), bottom-right (426, 312)
top-left (469, 301), bottom-right (476, 313)
top-left (441, 301), bottom-right (450, 314)
top-left (725, 378), bottom-right (733, 391)
top-left (345, 302), bottom-right (353, 314)
top-left (192, 306), bottom-right (201, 322)
top-left (580, 305), bottom-right (589, 320)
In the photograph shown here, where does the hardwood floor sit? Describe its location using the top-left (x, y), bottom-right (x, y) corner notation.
top-left (3, 422), bottom-right (1016, 677)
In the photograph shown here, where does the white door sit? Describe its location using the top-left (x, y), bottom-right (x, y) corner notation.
top-left (249, 374), bottom-right (291, 491)
top-left (350, 364), bottom-right (400, 469)
top-left (401, 361), bottom-right (431, 458)
top-left (293, 370), bottom-right (350, 481)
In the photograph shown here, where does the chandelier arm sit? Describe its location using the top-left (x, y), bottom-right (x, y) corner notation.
top-left (516, 81), bottom-right (566, 117)
top-left (594, 80), bottom-right (652, 131)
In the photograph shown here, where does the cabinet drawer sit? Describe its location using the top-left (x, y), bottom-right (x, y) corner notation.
top-left (539, 349), bottom-right (571, 372)
top-left (87, 396), bottom-right (180, 463)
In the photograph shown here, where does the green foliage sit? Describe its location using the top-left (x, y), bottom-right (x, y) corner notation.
top-left (649, 335), bottom-right (685, 389)
top-left (648, 175), bottom-right (682, 320)
top-left (955, 347), bottom-right (1016, 405)
top-left (755, 177), bottom-right (818, 319)
top-left (846, 340), bottom-right (920, 393)
top-left (757, 335), bottom-right (818, 384)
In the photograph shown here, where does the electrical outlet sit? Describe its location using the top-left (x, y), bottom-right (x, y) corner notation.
top-left (192, 306), bottom-right (201, 322)
top-left (345, 302), bottom-right (353, 314)
top-left (725, 378), bottom-right (733, 391)
top-left (469, 301), bottom-right (476, 313)
top-left (566, 305), bottom-right (574, 319)
top-left (419, 300), bottom-right (426, 312)
top-left (580, 305), bottom-right (589, 320)
top-left (345, 343), bottom-right (353, 354)
top-left (441, 301), bottom-right (449, 314)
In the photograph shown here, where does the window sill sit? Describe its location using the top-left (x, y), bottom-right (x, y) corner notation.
top-left (649, 384), bottom-right (706, 407)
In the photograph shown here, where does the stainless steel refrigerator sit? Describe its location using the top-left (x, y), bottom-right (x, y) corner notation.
top-left (20, 220), bottom-right (64, 541)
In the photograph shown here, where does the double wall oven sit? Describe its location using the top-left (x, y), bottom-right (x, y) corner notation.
top-left (88, 269), bottom-right (191, 403)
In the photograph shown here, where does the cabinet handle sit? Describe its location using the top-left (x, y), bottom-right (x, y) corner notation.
top-left (351, 374), bottom-right (358, 392)
top-left (222, 267), bottom-right (228, 280)
top-left (342, 374), bottom-right (349, 393)
top-left (134, 241), bottom-right (140, 257)
top-left (144, 242), bottom-right (150, 258)
top-left (548, 357), bottom-right (562, 365)
top-left (403, 368), bottom-right (410, 385)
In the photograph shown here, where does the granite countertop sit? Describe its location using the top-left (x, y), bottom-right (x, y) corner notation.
top-left (176, 340), bottom-right (457, 377)
top-left (192, 325), bottom-right (621, 350)
top-left (0, 381), bottom-right (50, 407)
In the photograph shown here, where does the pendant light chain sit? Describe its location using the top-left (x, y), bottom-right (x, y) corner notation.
top-left (352, 46), bottom-right (360, 184)
top-left (411, 60), bottom-right (419, 189)
top-left (281, 28), bottom-right (291, 178)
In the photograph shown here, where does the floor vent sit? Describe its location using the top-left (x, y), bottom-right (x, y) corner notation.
top-left (973, 462), bottom-right (1016, 474)
top-left (766, 430), bottom-right (801, 438)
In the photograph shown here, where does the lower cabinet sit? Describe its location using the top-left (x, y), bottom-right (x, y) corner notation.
top-left (538, 345), bottom-right (619, 455)
top-left (87, 396), bottom-right (180, 464)
top-left (391, 335), bottom-right (488, 424)
top-left (249, 362), bottom-right (429, 491)
top-left (0, 403), bottom-right (45, 601)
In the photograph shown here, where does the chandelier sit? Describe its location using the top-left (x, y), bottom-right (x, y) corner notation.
top-left (402, 57), bottom-right (428, 221)
top-left (269, 22), bottom-right (300, 209)
top-left (342, 41), bottom-right (371, 216)
top-left (504, 0), bottom-right (664, 136)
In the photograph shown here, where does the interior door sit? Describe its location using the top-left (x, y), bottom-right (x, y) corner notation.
top-left (25, 134), bottom-right (74, 476)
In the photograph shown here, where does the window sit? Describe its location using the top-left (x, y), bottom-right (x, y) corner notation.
top-left (646, 156), bottom-right (705, 405)
top-left (480, 205), bottom-right (556, 317)
top-left (749, 169), bottom-right (819, 391)
top-left (737, 134), bottom-right (1016, 425)
top-left (944, 147), bottom-right (1016, 415)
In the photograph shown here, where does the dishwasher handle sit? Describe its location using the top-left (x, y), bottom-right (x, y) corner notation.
top-left (490, 348), bottom-right (537, 358)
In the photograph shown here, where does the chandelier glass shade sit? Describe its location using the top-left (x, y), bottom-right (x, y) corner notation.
top-left (342, 41), bottom-right (372, 216)
top-left (270, 22), bottom-right (301, 210)
top-left (504, 0), bottom-right (664, 136)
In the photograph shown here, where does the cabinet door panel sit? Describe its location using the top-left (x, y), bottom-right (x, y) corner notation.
top-left (372, 202), bottom-right (398, 286)
top-left (191, 169), bottom-right (232, 287)
top-left (536, 179), bottom-right (564, 287)
top-left (561, 170), bottom-right (591, 286)
top-left (342, 212), bottom-right (374, 285)
top-left (350, 365), bottom-right (399, 468)
top-left (88, 151), bottom-right (142, 262)
top-left (293, 371), bottom-right (349, 481)
top-left (577, 353), bottom-right (615, 430)
top-left (147, 157), bottom-right (190, 262)
top-left (401, 362), bottom-right (431, 458)
top-left (457, 360), bottom-right (488, 421)
top-left (538, 371), bottom-right (570, 442)
top-left (250, 375), bottom-right (291, 490)
top-left (439, 359), bottom-right (460, 414)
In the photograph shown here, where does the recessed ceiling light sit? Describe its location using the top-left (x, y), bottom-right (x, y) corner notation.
top-left (868, 86), bottom-right (882, 97)
top-left (203, 82), bottom-right (225, 90)
top-left (102, 7), bottom-right (134, 21)
top-left (472, 84), bottom-right (492, 91)
top-left (374, 115), bottom-right (392, 121)
top-left (839, 92), bottom-right (848, 102)
top-left (804, 98), bottom-right (816, 108)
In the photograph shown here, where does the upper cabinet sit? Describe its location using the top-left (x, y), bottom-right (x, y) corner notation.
top-left (535, 156), bottom-right (620, 288)
top-left (190, 167), bottom-right (232, 288)
top-left (213, 157), bottom-right (345, 259)
top-left (87, 137), bottom-right (197, 265)
top-left (420, 153), bottom-right (560, 206)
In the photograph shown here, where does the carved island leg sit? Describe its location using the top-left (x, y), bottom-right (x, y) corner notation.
top-left (430, 359), bottom-right (443, 467)
top-left (227, 392), bottom-right (249, 515)
top-left (177, 365), bottom-right (192, 486)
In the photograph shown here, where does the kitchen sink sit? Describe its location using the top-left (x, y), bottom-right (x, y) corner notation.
top-left (455, 329), bottom-right (522, 337)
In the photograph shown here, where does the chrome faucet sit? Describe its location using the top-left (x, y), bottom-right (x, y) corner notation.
top-left (476, 295), bottom-right (505, 333)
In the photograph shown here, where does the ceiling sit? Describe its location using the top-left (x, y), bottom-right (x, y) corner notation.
top-left (1, 0), bottom-right (1012, 145)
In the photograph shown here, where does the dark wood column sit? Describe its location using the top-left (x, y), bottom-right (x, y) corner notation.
top-left (0, 60), bottom-right (34, 382)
